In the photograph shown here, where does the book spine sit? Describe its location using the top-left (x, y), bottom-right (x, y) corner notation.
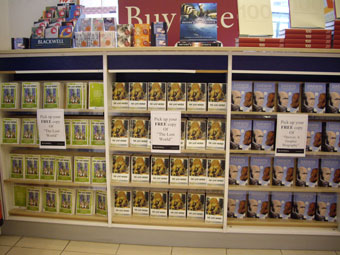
top-left (333, 35), bottom-right (340, 40)
top-left (284, 39), bottom-right (332, 44)
top-left (236, 38), bottom-right (284, 43)
top-left (284, 43), bottom-right (331, 48)
top-left (237, 43), bottom-right (284, 47)
top-left (284, 29), bottom-right (332, 35)
top-left (283, 34), bottom-right (332, 39)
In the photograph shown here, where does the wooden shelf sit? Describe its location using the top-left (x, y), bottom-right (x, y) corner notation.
top-left (0, 108), bottom-right (104, 115)
top-left (228, 218), bottom-right (337, 228)
top-left (9, 209), bottom-right (107, 222)
top-left (111, 182), bottom-right (224, 191)
top-left (231, 111), bottom-right (340, 120)
top-left (1, 144), bottom-right (105, 150)
top-left (109, 109), bottom-right (226, 117)
top-left (4, 179), bottom-right (106, 188)
top-left (112, 215), bottom-right (223, 229)
top-left (230, 150), bottom-right (274, 155)
top-left (228, 185), bottom-right (340, 193)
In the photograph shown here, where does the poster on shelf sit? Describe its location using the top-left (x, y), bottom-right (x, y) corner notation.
top-left (289, 0), bottom-right (325, 28)
top-left (275, 114), bottom-right (308, 157)
top-left (37, 109), bottom-right (66, 149)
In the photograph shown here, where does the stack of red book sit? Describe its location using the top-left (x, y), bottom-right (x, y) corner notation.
top-left (330, 20), bottom-right (340, 48)
top-left (235, 37), bottom-right (284, 48)
top-left (279, 29), bottom-right (332, 48)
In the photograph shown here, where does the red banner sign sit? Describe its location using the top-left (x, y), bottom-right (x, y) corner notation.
top-left (118, 0), bottom-right (239, 46)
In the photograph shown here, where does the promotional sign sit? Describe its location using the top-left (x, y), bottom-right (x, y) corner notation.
top-left (119, 0), bottom-right (239, 46)
top-left (151, 111), bottom-right (181, 153)
top-left (37, 109), bottom-right (66, 149)
top-left (275, 114), bottom-right (308, 157)
top-left (289, 0), bottom-right (325, 28)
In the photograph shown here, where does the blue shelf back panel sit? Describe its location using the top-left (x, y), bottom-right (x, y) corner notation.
top-left (0, 56), bottom-right (103, 71)
top-left (233, 56), bottom-right (340, 72)
top-left (108, 55), bottom-right (228, 70)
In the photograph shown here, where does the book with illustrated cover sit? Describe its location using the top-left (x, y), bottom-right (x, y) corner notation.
top-left (297, 158), bottom-right (319, 187)
top-left (111, 118), bottom-right (129, 147)
top-left (292, 192), bottom-right (316, 221)
top-left (247, 191), bottom-right (269, 219)
top-left (129, 82), bottom-right (147, 110)
top-left (43, 82), bottom-right (62, 109)
top-left (187, 192), bottom-right (205, 219)
top-left (112, 82), bottom-right (129, 108)
top-left (205, 194), bottom-right (223, 223)
top-left (76, 189), bottom-right (94, 215)
top-left (316, 193), bottom-right (337, 222)
top-left (10, 154), bottom-right (24, 179)
top-left (170, 157), bottom-right (188, 184)
top-left (207, 158), bottom-right (225, 186)
top-left (251, 120), bottom-right (275, 151)
top-left (327, 83), bottom-right (340, 113)
top-left (14, 185), bottom-right (27, 208)
top-left (320, 158), bottom-right (340, 188)
top-left (113, 189), bottom-right (132, 215)
top-left (56, 156), bottom-right (73, 182)
top-left (1, 82), bottom-right (19, 109)
top-left (306, 121), bottom-right (322, 152)
top-left (188, 158), bottom-right (207, 185)
top-left (92, 157), bottom-right (106, 183)
top-left (112, 155), bottom-right (130, 183)
top-left (21, 82), bottom-right (40, 109)
top-left (206, 119), bottom-right (225, 150)
top-left (26, 187), bottom-right (41, 211)
top-left (249, 157), bottom-right (271, 186)
top-left (269, 192), bottom-right (292, 220)
top-left (131, 156), bottom-right (150, 183)
top-left (42, 188), bottom-right (58, 213)
top-left (302, 83), bottom-right (326, 113)
top-left (187, 83), bottom-right (207, 111)
top-left (90, 119), bottom-right (105, 146)
top-left (229, 156), bottom-right (249, 186)
top-left (208, 83), bottom-right (226, 111)
top-left (129, 118), bottom-right (149, 148)
top-left (95, 190), bottom-right (107, 216)
top-left (25, 155), bottom-right (40, 180)
top-left (65, 119), bottom-right (71, 145)
top-left (151, 156), bottom-right (169, 183)
top-left (323, 122), bottom-right (340, 152)
top-left (132, 190), bottom-right (149, 216)
top-left (228, 190), bottom-right (247, 219)
top-left (88, 81), bottom-right (104, 109)
top-left (150, 191), bottom-right (167, 217)
top-left (186, 119), bottom-right (206, 149)
top-left (21, 118), bottom-right (36, 144)
top-left (273, 158), bottom-right (294, 187)
top-left (277, 82), bottom-right (300, 113)
top-left (230, 119), bottom-right (252, 150)
top-left (148, 82), bottom-right (166, 110)
top-left (2, 118), bottom-right (20, 144)
top-left (71, 119), bottom-right (89, 146)
top-left (74, 156), bottom-right (91, 183)
top-left (65, 82), bottom-right (84, 109)
top-left (167, 82), bottom-right (186, 111)
top-left (40, 155), bottom-right (56, 181)
top-left (253, 82), bottom-right (276, 112)
top-left (231, 81), bottom-right (252, 112)
top-left (59, 188), bottom-right (75, 214)
top-left (169, 192), bottom-right (186, 218)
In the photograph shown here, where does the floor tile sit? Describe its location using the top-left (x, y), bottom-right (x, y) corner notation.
top-left (62, 252), bottom-right (107, 255)
top-left (227, 249), bottom-right (282, 255)
top-left (336, 252), bottom-right (340, 255)
top-left (65, 241), bottom-right (118, 254)
top-left (173, 247), bottom-right (226, 255)
top-left (116, 244), bottom-right (171, 255)
top-left (15, 237), bottom-right (69, 250)
top-left (7, 247), bottom-right (61, 255)
top-left (0, 236), bottom-right (21, 246)
top-left (282, 251), bottom-right (336, 255)
top-left (0, 246), bottom-right (11, 255)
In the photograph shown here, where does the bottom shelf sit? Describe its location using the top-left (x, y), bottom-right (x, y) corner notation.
top-left (112, 215), bottom-right (223, 229)
top-left (9, 209), bottom-right (107, 223)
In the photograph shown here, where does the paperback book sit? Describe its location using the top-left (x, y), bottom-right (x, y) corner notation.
top-left (59, 188), bottom-right (75, 214)
top-left (71, 119), bottom-right (89, 146)
top-left (43, 82), bottom-right (62, 108)
top-left (21, 82), bottom-right (40, 109)
top-left (132, 190), bottom-right (149, 216)
top-left (0, 82), bottom-right (19, 109)
top-left (187, 192), bottom-right (205, 219)
top-left (56, 156), bottom-right (73, 182)
top-left (14, 185), bottom-right (27, 208)
top-left (231, 81), bottom-right (252, 112)
top-left (42, 187), bottom-right (58, 213)
top-left (206, 119), bottom-right (226, 150)
top-left (207, 158), bottom-right (225, 186)
top-left (10, 154), bottom-right (24, 179)
top-left (229, 156), bottom-right (249, 186)
top-left (112, 155), bottom-right (130, 183)
top-left (228, 190), bottom-right (247, 218)
top-left (170, 157), bottom-right (188, 184)
top-left (131, 156), bottom-right (150, 183)
top-left (92, 157), bottom-right (106, 183)
top-left (88, 81), bottom-right (104, 109)
top-left (90, 119), bottom-right (105, 146)
top-left (95, 190), bottom-right (107, 216)
top-left (205, 194), bottom-right (223, 223)
top-left (2, 118), bottom-right (20, 144)
top-left (151, 156), bottom-right (169, 183)
top-left (40, 155), bottom-right (56, 181)
top-left (76, 189), bottom-right (94, 215)
top-left (208, 83), bottom-right (226, 111)
top-left (188, 158), bottom-right (207, 185)
top-left (150, 191), bottom-right (167, 217)
top-left (25, 155), bottom-right (40, 180)
top-left (21, 118), bottom-right (37, 144)
top-left (272, 158), bottom-right (294, 186)
top-left (74, 156), bottom-right (91, 183)
top-left (169, 192), bottom-right (186, 218)
top-left (26, 187), bottom-right (41, 212)
top-left (114, 189), bottom-right (132, 215)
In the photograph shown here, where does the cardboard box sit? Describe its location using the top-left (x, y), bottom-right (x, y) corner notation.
top-left (249, 157), bottom-right (271, 186)
top-left (230, 120), bottom-right (252, 150)
top-left (21, 82), bottom-right (41, 109)
top-left (148, 82), bottom-right (166, 110)
top-left (272, 158), bottom-right (294, 186)
top-left (21, 118), bottom-right (37, 144)
top-left (150, 191), bottom-right (167, 217)
top-left (292, 192), bottom-right (316, 221)
top-left (229, 156), bottom-right (249, 186)
top-left (112, 82), bottom-right (129, 108)
top-left (42, 188), bottom-right (58, 213)
top-left (129, 82), bottom-right (147, 109)
top-left (253, 82), bottom-right (276, 112)
top-left (205, 194), bottom-right (223, 223)
top-left (269, 192), bottom-right (293, 219)
top-left (186, 119), bottom-right (206, 149)
top-left (189, 158), bottom-right (207, 185)
top-left (0, 82), bottom-right (19, 109)
top-left (247, 191), bottom-right (269, 219)
top-left (71, 119), bottom-right (89, 146)
top-left (277, 82), bottom-right (300, 113)
top-left (131, 156), bottom-right (150, 183)
top-left (59, 188), bottom-right (75, 214)
top-left (228, 190), bottom-right (247, 218)
top-left (169, 192), bottom-right (186, 218)
top-left (111, 118), bottom-right (129, 147)
top-left (320, 158), bottom-right (340, 187)
top-left (206, 119), bottom-right (225, 150)
top-left (151, 156), bottom-right (169, 183)
top-left (167, 82), bottom-right (186, 111)
top-left (25, 155), bottom-right (40, 180)
top-left (133, 190), bottom-right (149, 216)
top-left (10, 154), bottom-right (24, 179)
top-left (327, 83), bottom-right (340, 113)
top-left (187, 192), bottom-right (205, 219)
top-left (306, 121), bottom-right (322, 152)
top-left (92, 157), bottom-right (106, 183)
top-left (114, 189), bottom-right (132, 215)
top-left (316, 193), bottom-right (337, 222)
top-left (207, 158), bottom-right (225, 186)
top-left (112, 155), bottom-right (130, 183)
top-left (129, 118), bottom-right (149, 148)
top-left (2, 118), bottom-right (20, 144)
top-left (76, 189), bottom-right (94, 215)
top-left (251, 120), bottom-right (275, 151)
top-left (74, 156), bottom-right (91, 183)
top-left (56, 156), bottom-right (73, 182)
top-left (90, 119), bottom-right (105, 146)
top-left (170, 157), bottom-right (188, 184)
top-left (296, 158), bottom-right (319, 187)
top-left (26, 187), bottom-right (41, 212)
top-left (302, 82), bottom-right (326, 113)
top-left (95, 190), bottom-right (107, 216)
top-left (187, 83), bottom-right (207, 111)
top-left (231, 81), bottom-right (252, 112)
top-left (208, 83), bottom-right (226, 111)
top-left (322, 122), bottom-right (340, 152)
top-left (40, 155), bottom-right (56, 181)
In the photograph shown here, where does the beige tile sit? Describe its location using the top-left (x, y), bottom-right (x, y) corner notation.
top-left (227, 249), bottom-right (282, 255)
top-left (173, 247), bottom-right (226, 255)
top-left (336, 252), bottom-right (340, 255)
top-left (7, 247), bottom-right (61, 255)
top-left (62, 252), bottom-right (106, 255)
top-left (0, 245), bottom-right (11, 255)
top-left (116, 244), bottom-right (171, 255)
top-left (16, 237), bottom-right (68, 250)
top-left (282, 251), bottom-right (336, 255)
top-left (0, 235), bottom-right (21, 246)
top-left (65, 241), bottom-right (118, 254)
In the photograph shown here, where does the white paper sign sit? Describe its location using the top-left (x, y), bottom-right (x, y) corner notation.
top-left (151, 111), bottom-right (181, 153)
top-left (275, 114), bottom-right (308, 157)
top-left (37, 109), bottom-right (66, 149)
top-left (289, 0), bottom-right (325, 28)
top-left (335, 0), bottom-right (340, 19)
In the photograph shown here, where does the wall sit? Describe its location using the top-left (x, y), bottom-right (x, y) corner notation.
top-left (0, 0), bottom-right (10, 50)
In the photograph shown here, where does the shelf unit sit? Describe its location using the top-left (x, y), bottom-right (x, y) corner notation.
top-left (0, 48), bottom-right (340, 243)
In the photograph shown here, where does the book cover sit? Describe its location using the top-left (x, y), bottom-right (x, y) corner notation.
top-left (316, 193), bottom-right (337, 222)
top-left (207, 158), bottom-right (225, 186)
top-left (292, 192), bottom-right (316, 221)
top-left (74, 156), bottom-right (91, 183)
top-left (25, 155), bottom-right (40, 180)
top-left (2, 118), bottom-right (20, 144)
top-left (277, 82), bottom-right (300, 113)
top-left (251, 120), bottom-right (275, 151)
top-left (114, 189), bottom-right (132, 215)
top-left (323, 122), bottom-right (340, 152)
top-left (76, 189), bottom-right (94, 215)
top-left (189, 158), bottom-right (207, 185)
top-left (148, 82), bottom-right (166, 110)
top-left (111, 118), bottom-right (129, 147)
top-left (297, 158), bottom-right (319, 187)
top-left (151, 156), bottom-right (169, 183)
top-left (229, 156), bottom-right (249, 186)
top-left (231, 81), bottom-right (252, 112)
top-left (253, 82), bottom-right (276, 112)
top-left (129, 118), bottom-right (148, 148)
top-left (187, 83), bottom-right (207, 111)
top-left (27, 187), bottom-right (41, 212)
top-left (43, 82), bottom-right (61, 109)
top-left (247, 191), bottom-right (269, 219)
top-left (206, 119), bottom-right (225, 150)
top-left (186, 119), bottom-right (206, 149)
top-left (169, 192), bottom-right (186, 218)
top-left (90, 119), bottom-right (105, 146)
top-left (302, 82), bottom-right (326, 113)
top-left (132, 190), bottom-right (149, 216)
top-left (205, 194), bottom-right (223, 223)
top-left (100, 31), bottom-right (116, 47)
top-left (104, 17), bottom-right (116, 31)
top-left (66, 82), bottom-right (84, 109)
top-left (273, 158), bottom-right (294, 186)
top-left (208, 83), bottom-right (226, 111)
top-left (20, 118), bottom-right (37, 144)
top-left (320, 158), bottom-right (340, 187)
top-left (170, 157), bottom-right (188, 184)
top-left (1, 82), bottom-right (19, 109)
top-left (187, 192), bottom-right (205, 219)
top-left (95, 190), bottom-right (107, 216)
top-left (21, 82), bottom-right (40, 109)
top-left (327, 83), bottom-right (340, 113)
top-left (228, 191), bottom-right (247, 219)
top-left (181, 119), bottom-right (186, 149)
top-left (10, 154), bottom-right (24, 179)
top-left (112, 155), bottom-right (130, 183)
top-left (59, 188), bottom-right (75, 214)
top-left (230, 119), bottom-right (252, 150)
top-left (249, 157), bottom-right (271, 186)
top-left (88, 81), bottom-right (104, 109)
top-left (150, 191), bottom-right (167, 217)
top-left (56, 156), bottom-right (73, 182)
top-left (92, 157), bottom-right (106, 183)
top-left (71, 119), bottom-right (89, 146)
top-left (306, 121), bottom-right (322, 152)
top-left (269, 192), bottom-right (292, 219)
top-left (131, 156), bottom-right (150, 183)
top-left (112, 82), bottom-right (129, 108)
top-left (40, 155), bottom-right (56, 181)
top-left (167, 82), bottom-right (186, 111)
top-left (42, 188), bottom-right (58, 213)
top-left (129, 82), bottom-right (147, 110)
top-left (14, 185), bottom-right (27, 208)
top-left (64, 119), bottom-right (71, 145)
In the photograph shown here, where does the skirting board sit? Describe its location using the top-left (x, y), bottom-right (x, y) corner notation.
top-left (2, 221), bottom-right (340, 250)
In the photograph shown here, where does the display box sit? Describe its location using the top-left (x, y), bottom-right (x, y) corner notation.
top-left (92, 157), bottom-right (106, 183)
top-left (251, 120), bottom-right (275, 151)
top-left (247, 191), bottom-right (269, 219)
top-left (65, 82), bottom-right (85, 109)
top-left (169, 192), bottom-right (186, 218)
top-left (131, 156), bottom-right (150, 183)
top-left (95, 190), bottom-right (107, 216)
top-left (272, 158), bottom-right (294, 186)
top-left (40, 155), bottom-right (56, 181)
top-left (249, 157), bottom-right (271, 186)
top-left (229, 156), bottom-right (249, 186)
top-left (76, 189), bottom-right (94, 215)
top-left (187, 192), bottom-right (205, 219)
top-left (292, 192), bottom-right (316, 221)
top-left (112, 82), bottom-right (129, 108)
top-left (186, 119), bottom-right (206, 149)
top-left (207, 158), bottom-right (225, 186)
top-left (306, 121), bottom-right (322, 152)
top-left (150, 191), bottom-right (167, 217)
top-left (302, 82), bottom-right (326, 113)
top-left (167, 82), bottom-right (186, 111)
top-left (59, 188), bottom-right (75, 214)
top-left (25, 155), bottom-right (40, 180)
top-left (112, 155), bottom-right (130, 183)
top-left (56, 156), bottom-right (73, 182)
top-left (327, 83), bottom-right (340, 113)
top-left (188, 158), bottom-right (207, 185)
top-left (269, 192), bottom-right (292, 219)
top-left (0, 82), bottom-right (19, 109)
top-left (206, 119), bottom-right (225, 150)
top-left (208, 83), bottom-right (226, 111)
top-left (114, 189), bottom-right (132, 215)
top-left (42, 188), bottom-right (58, 213)
top-left (181, 119), bottom-right (186, 149)
top-left (129, 118), bottom-right (149, 148)
top-left (231, 81), bottom-right (252, 112)
top-left (187, 83), bottom-right (207, 111)
top-left (26, 187), bottom-right (41, 212)
top-left (71, 119), bottom-right (89, 146)
top-left (322, 122), bottom-right (340, 152)
top-left (74, 156), bottom-right (91, 183)
top-left (129, 82), bottom-right (147, 109)
top-left (10, 154), bottom-right (24, 179)
top-left (2, 118), bottom-right (20, 144)
top-left (320, 158), bottom-right (340, 187)
top-left (277, 82), bottom-right (300, 113)
top-left (90, 119), bottom-right (105, 146)
top-left (132, 190), bottom-right (149, 216)
top-left (64, 119), bottom-right (71, 145)
top-left (253, 82), bottom-right (276, 112)
top-left (21, 82), bottom-right (40, 109)
top-left (111, 118), bottom-right (129, 147)
top-left (205, 194), bottom-right (223, 223)
top-left (170, 157), bottom-right (188, 184)
top-left (88, 81), bottom-right (104, 109)
top-left (316, 193), bottom-right (337, 222)
top-left (148, 82), bottom-right (166, 110)
top-left (151, 156), bottom-right (169, 183)
top-left (296, 158), bottom-right (319, 187)
top-left (228, 190), bottom-right (247, 219)
top-left (14, 185), bottom-right (27, 209)
top-left (43, 82), bottom-right (62, 109)
top-left (21, 118), bottom-right (37, 144)
top-left (230, 119), bottom-right (252, 150)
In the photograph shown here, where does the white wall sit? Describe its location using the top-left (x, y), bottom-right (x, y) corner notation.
top-left (0, 0), bottom-right (10, 50)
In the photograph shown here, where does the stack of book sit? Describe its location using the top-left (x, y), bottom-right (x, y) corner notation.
top-left (325, 19), bottom-right (340, 48)
top-left (279, 29), bottom-right (332, 49)
top-left (235, 38), bottom-right (284, 48)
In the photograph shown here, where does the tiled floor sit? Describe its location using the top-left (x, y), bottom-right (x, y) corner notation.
top-left (0, 236), bottom-right (338, 255)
